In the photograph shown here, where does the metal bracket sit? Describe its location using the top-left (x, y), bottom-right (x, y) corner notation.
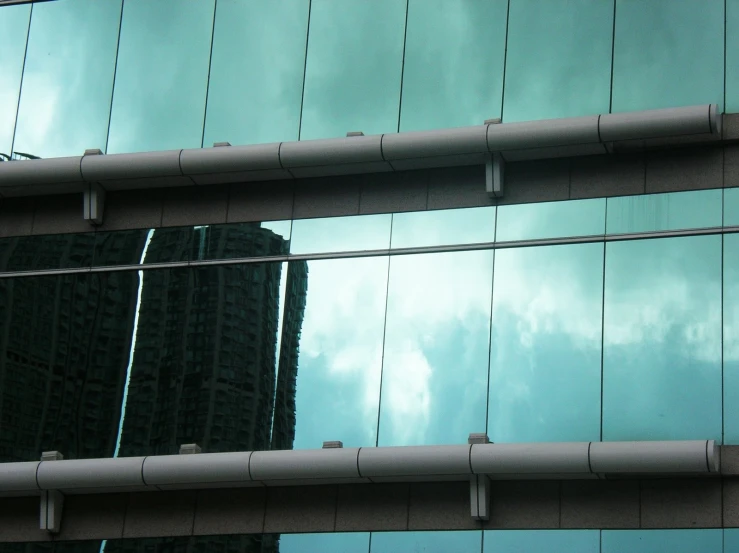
top-left (40, 451), bottom-right (64, 533)
top-left (322, 440), bottom-right (344, 449)
top-left (485, 152), bottom-right (504, 198)
top-left (470, 474), bottom-right (491, 521)
top-left (83, 182), bottom-right (105, 226)
top-left (179, 443), bottom-right (202, 454)
top-left (82, 149), bottom-right (105, 226)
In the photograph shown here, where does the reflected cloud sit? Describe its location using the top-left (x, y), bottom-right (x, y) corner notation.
top-left (107, 0), bottom-right (214, 153)
top-left (503, 0), bottom-right (612, 122)
top-left (0, 3), bottom-right (30, 155)
top-left (203, 0), bottom-right (308, 146)
top-left (611, 0), bottom-right (723, 112)
top-left (13, 0), bottom-right (121, 158)
top-left (400, 0), bottom-right (506, 131)
top-left (300, 0), bottom-right (406, 139)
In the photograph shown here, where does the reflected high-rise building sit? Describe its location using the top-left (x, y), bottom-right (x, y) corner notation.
top-left (0, 231), bottom-right (148, 462)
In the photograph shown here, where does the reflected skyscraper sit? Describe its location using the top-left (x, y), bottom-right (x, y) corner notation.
top-left (0, 231), bottom-right (147, 463)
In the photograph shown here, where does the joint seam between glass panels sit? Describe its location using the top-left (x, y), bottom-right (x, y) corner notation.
top-left (296, 0), bottom-right (312, 141)
top-left (8, 3), bottom-right (32, 160)
top-left (103, 1), bottom-right (124, 155)
top-left (199, 0), bottom-right (219, 149)
top-left (2, 225), bottom-right (739, 280)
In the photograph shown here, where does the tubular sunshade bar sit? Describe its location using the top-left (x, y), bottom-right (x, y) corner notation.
top-left (0, 440), bottom-right (719, 498)
top-left (0, 104), bottom-right (721, 199)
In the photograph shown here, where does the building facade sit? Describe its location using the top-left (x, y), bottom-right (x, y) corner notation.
top-left (1, 0), bottom-right (739, 552)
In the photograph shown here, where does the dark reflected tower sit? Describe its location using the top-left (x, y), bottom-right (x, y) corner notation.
top-left (0, 231), bottom-right (148, 463)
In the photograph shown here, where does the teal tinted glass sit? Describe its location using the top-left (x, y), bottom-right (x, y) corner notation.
top-left (390, 207), bottom-right (496, 249)
top-left (280, 532), bottom-right (370, 553)
top-left (496, 199), bottom-right (606, 242)
top-left (378, 250), bottom-right (493, 446)
top-left (503, 0), bottom-right (613, 122)
top-left (279, 257), bottom-right (388, 449)
top-left (611, 0), bottom-right (724, 113)
top-left (399, 0), bottom-right (506, 131)
top-left (489, 244), bottom-right (603, 442)
top-left (0, 3), bottom-right (30, 157)
top-left (290, 214), bottom-right (391, 255)
top-left (724, 234), bottom-right (739, 443)
top-left (203, 0), bottom-right (308, 147)
top-left (728, 0), bottom-right (739, 112)
top-left (606, 189), bottom-right (723, 234)
top-left (602, 530), bottom-right (723, 553)
top-left (13, 0), bottom-right (121, 159)
top-left (603, 236), bottom-right (722, 441)
top-left (726, 529), bottom-right (739, 551)
top-left (484, 530), bottom-right (599, 553)
top-left (300, 0), bottom-right (406, 139)
top-left (107, 0), bottom-right (215, 153)
top-left (371, 531), bottom-right (482, 553)
top-left (726, 188), bottom-right (739, 227)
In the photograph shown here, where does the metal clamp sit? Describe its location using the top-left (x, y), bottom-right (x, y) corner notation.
top-left (40, 451), bottom-right (64, 533)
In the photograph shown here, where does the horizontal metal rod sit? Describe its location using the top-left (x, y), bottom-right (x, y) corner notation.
top-left (0, 224), bottom-right (737, 280)
top-left (0, 105), bottom-right (720, 197)
top-left (0, 440), bottom-right (718, 497)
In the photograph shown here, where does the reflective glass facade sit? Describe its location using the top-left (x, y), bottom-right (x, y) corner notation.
top-left (1, 0), bottom-right (738, 160)
top-left (1, 0), bottom-right (739, 549)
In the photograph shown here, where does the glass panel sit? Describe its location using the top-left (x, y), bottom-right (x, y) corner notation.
top-left (602, 530), bottom-right (723, 553)
top-left (728, 0), bottom-right (739, 113)
top-left (0, 3), bottom-right (30, 158)
top-left (106, 0), bottom-right (215, 153)
top-left (378, 250), bottom-right (493, 446)
top-left (496, 199), bottom-right (606, 242)
top-left (197, 221), bottom-right (291, 261)
top-left (390, 207), bottom-right (496, 249)
top-left (0, 233), bottom-right (95, 271)
top-left (203, 0), bottom-right (308, 147)
top-left (371, 531), bottom-right (482, 553)
top-left (502, 0), bottom-right (613, 122)
top-left (290, 214), bottom-right (391, 255)
top-left (0, 272), bottom-right (140, 461)
top-left (726, 188), bottom-right (739, 227)
top-left (13, 0), bottom-right (121, 159)
top-left (399, 0), bottom-right (506, 131)
top-left (606, 189), bottom-right (723, 234)
top-left (603, 236), bottom-right (722, 441)
top-left (726, 529), bottom-right (739, 551)
top-left (274, 257), bottom-right (388, 450)
top-left (724, 234), bottom-right (739, 444)
top-left (299, 0), bottom-right (406, 139)
top-left (611, 0), bottom-right (724, 113)
top-left (116, 262), bottom-right (289, 456)
top-left (94, 227), bottom-right (192, 267)
top-left (280, 532), bottom-right (370, 553)
top-left (484, 530), bottom-right (599, 553)
top-left (489, 243), bottom-right (603, 442)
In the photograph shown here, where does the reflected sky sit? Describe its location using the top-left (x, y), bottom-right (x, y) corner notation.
top-left (489, 243), bottom-right (603, 443)
top-left (496, 199), bottom-right (606, 242)
top-left (503, 0), bottom-right (613, 122)
top-left (280, 532), bottom-right (370, 553)
top-left (0, 3), bottom-right (30, 157)
top-left (603, 235), bottom-right (722, 441)
top-left (390, 207), bottom-right (496, 249)
top-left (484, 530), bottom-right (599, 553)
top-left (611, 0), bottom-right (724, 112)
top-left (290, 214), bottom-right (392, 255)
top-left (203, 0), bottom-right (308, 147)
top-left (290, 256), bottom-right (388, 449)
top-left (606, 189), bottom-right (723, 234)
top-left (601, 530), bottom-right (723, 553)
top-left (378, 250), bottom-right (493, 446)
top-left (400, 0), bottom-right (506, 131)
top-left (726, 188), bottom-right (739, 227)
top-left (106, 0), bottom-right (214, 153)
top-left (724, 234), bottom-right (739, 444)
top-left (299, 0), bottom-right (406, 139)
top-left (371, 531), bottom-right (482, 553)
top-left (13, 0), bottom-right (121, 159)
top-left (729, 0), bottom-right (739, 112)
